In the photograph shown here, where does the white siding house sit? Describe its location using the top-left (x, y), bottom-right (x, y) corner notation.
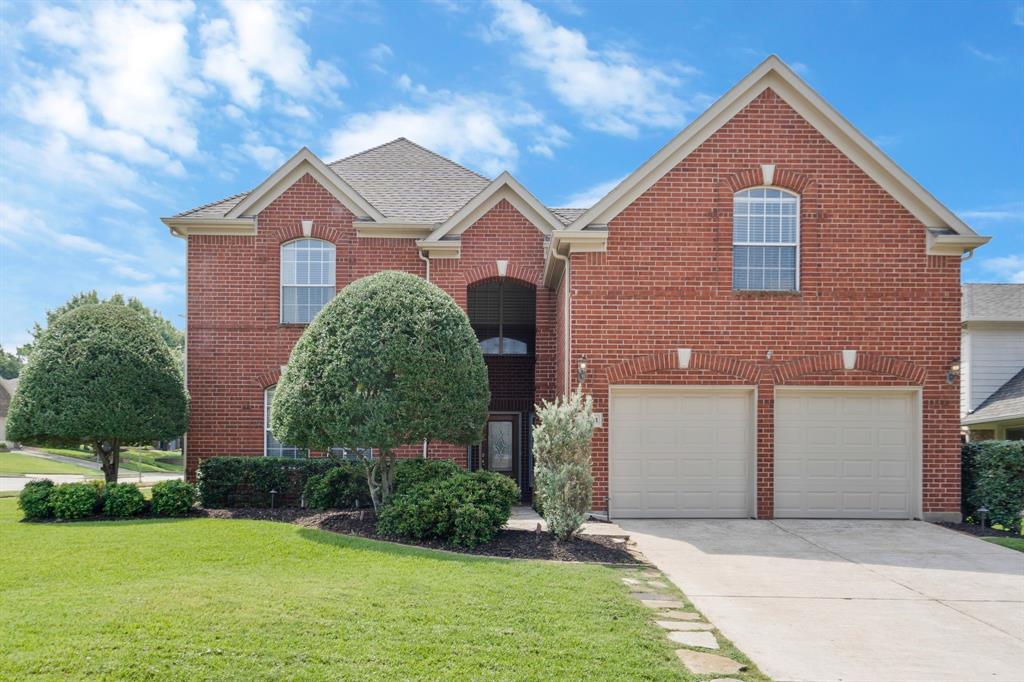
top-left (961, 284), bottom-right (1024, 439)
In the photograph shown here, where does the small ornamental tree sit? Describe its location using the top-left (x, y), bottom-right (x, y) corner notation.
top-left (270, 271), bottom-right (490, 510)
top-left (533, 389), bottom-right (598, 540)
top-left (6, 304), bottom-right (189, 483)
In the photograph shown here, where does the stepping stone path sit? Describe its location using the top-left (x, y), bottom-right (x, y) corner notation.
top-left (668, 630), bottom-right (719, 649)
top-left (675, 650), bottom-right (746, 675)
top-left (623, 568), bottom-right (749, 677)
top-left (656, 620), bottom-right (715, 631)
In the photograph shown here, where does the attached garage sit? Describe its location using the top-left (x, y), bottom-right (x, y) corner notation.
top-left (774, 388), bottom-right (920, 519)
top-left (609, 387), bottom-right (756, 518)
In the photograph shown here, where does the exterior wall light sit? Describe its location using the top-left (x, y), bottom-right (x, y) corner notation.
top-left (946, 359), bottom-right (961, 384)
top-left (577, 355), bottom-right (588, 386)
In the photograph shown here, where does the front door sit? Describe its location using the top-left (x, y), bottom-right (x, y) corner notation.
top-left (482, 414), bottom-right (519, 484)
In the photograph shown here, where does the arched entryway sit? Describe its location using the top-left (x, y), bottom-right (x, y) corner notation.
top-left (467, 278), bottom-right (536, 499)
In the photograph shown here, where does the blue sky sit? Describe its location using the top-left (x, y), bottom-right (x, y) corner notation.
top-left (1, 0), bottom-right (1021, 353)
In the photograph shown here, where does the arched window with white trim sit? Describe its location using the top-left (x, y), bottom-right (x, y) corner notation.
top-left (281, 238), bottom-right (336, 324)
top-left (732, 187), bottom-right (799, 291)
top-left (264, 386), bottom-right (306, 458)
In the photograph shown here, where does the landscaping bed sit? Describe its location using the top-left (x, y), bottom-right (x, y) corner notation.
top-left (201, 507), bottom-right (642, 563)
top-left (934, 521), bottom-right (1023, 538)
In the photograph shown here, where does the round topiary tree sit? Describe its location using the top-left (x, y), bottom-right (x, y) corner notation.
top-left (270, 271), bottom-right (490, 510)
top-left (6, 303), bottom-right (189, 483)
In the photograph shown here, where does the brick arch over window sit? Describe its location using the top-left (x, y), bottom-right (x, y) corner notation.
top-left (272, 221), bottom-right (344, 244)
top-left (724, 167), bottom-right (813, 194)
top-left (607, 350), bottom-right (762, 384)
top-left (775, 351), bottom-right (928, 384)
top-left (464, 262), bottom-right (543, 288)
top-left (256, 367), bottom-right (282, 390)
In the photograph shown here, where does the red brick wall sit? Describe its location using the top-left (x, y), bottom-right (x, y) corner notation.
top-left (568, 89), bottom-right (962, 517)
top-left (186, 177), bottom-right (553, 477)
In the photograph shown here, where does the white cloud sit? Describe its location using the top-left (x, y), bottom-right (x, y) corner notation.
top-left (241, 141), bottom-right (286, 170)
top-left (979, 255), bottom-right (1024, 283)
top-left (966, 45), bottom-right (1003, 63)
top-left (790, 62), bottom-right (810, 75)
top-left (1015, 5), bottom-right (1024, 27)
top-left (367, 43), bottom-right (393, 73)
top-left (487, 0), bottom-right (698, 137)
top-left (28, 1), bottom-right (203, 157)
top-left (0, 201), bottom-right (117, 259)
top-left (561, 176), bottom-right (624, 208)
top-left (327, 78), bottom-right (558, 175)
top-left (960, 207), bottom-right (1024, 222)
top-left (201, 0), bottom-right (346, 109)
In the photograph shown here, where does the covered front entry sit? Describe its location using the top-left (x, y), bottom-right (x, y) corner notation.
top-left (467, 279), bottom-right (536, 500)
top-left (608, 386), bottom-right (756, 518)
top-left (774, 388), bottom-right (920, 519)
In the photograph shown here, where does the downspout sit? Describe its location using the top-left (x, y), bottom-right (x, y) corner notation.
top-left (961, 248), bottom-right (976, 263)
top-left (418, 247), bottom-right (431, 458)
top-left (550, 246), bottom-right (571, 397)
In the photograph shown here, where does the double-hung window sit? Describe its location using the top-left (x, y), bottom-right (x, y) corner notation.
top-left (281, 239), bottom-right (336, 324)
top-left (733, 188), bottom-right (799, 291)
top-left (264, 386), bottom-right (307, 458)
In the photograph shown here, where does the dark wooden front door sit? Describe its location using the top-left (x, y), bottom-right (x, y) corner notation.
top-left (482, 414), bottom-right (518, 483)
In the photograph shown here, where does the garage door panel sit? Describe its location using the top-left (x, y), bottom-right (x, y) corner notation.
top-left (775, 389), bottom-right (917, 519)
top-left (610, 388), bottom-right (754, 518)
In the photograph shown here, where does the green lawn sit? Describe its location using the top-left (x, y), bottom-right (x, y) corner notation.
top-left (0, 451), bottom-right (98, 476)
top-left (0, 499), bottom-right (733, 681)
top-left (40, 445), bottom-right (183, 473)
top-left (984, 536), bottom-right (1024, 553)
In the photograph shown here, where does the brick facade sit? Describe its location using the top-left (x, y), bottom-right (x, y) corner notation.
top-left (184, 87), bottom-right (963, 520)
top-left (566, 89), bottom-right (961, 516)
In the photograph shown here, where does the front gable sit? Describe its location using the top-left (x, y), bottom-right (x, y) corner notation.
top-left (566, 56), bottom-right (987, 257)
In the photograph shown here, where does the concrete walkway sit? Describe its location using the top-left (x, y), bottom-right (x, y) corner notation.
top-left (0, 471), bottom-right (182, 493)
top-left (506, 506), bottom-right (629, 536)
top-left (620, 519), bottom-right (1024, 682)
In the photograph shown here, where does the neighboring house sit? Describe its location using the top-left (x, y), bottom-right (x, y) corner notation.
top-left (961, 284), bottom-right (1024, 440)
top-left (164, 56), bottom-right (988, 522)
top-left (0, 377), bottom-right (18, 445)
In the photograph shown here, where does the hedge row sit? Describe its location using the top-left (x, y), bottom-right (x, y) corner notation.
top-left (962, 440), bottom-right (1024, 532)
top-left (18, 479), bottom-right (196, 520)
top-left (196, 457), bottom-right (338, 508)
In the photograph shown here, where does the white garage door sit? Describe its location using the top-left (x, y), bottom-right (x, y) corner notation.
top-left (774, 389), bottom-right (919, 519)
top-left (609, 387), bottom-right (755, 518)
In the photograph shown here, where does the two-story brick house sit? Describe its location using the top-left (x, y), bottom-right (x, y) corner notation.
top-left (164, 57), bottom-right (987, 521)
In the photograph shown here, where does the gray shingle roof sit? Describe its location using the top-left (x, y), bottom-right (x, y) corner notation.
top-left (962, 284), bottom-right (1024, 322)
top-left (327, 138), bottom-right (489, 223)
top-left (173, 138), bottom-right (584, 227)
top-left (965, 367), bottom-right (1024, 423)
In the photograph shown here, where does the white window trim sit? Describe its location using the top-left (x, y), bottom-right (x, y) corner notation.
top-left (280, 238), bottom-right (337, 325)
top-left (263, 386), bottom-right (306, 458)
top-left (732, 186), bottom-right (801, 292)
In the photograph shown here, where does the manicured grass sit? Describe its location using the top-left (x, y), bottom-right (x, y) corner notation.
top-left (40, 446), bottom-right (183, 473)
top-left (984, 536), bottom-right (1024, 553)
top-left (0, 451), bottom-right (99, 476)
top-left (0, 500), bottom-right (708, 680)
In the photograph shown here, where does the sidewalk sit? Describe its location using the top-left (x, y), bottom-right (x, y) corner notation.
top-left (0, 470), bottom-right (182, 493)
top-left (505, 505), bottom-right (630, 537)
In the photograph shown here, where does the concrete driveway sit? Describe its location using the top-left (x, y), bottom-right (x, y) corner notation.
top-left (620, 519), bottom-right (1024, 682)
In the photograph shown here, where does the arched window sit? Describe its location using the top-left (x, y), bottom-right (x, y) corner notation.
top-left (281, 238), bottom-right (336, 324)
top-left (733, 188), bottom-right (799, 291)
top-left (468, 280), bottom-right (535, 355)
top-left (264, 386), bottom-right (306, 458)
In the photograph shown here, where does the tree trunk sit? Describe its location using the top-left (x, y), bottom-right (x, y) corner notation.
top-left (95, 439), bottom-right (121, 484)
top-left (362, 454), bottom-right (382, 512)
top-left (378, 450), bottom-right (397, 506)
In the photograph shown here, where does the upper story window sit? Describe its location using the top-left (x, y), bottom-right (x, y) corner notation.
top-left (468, 280), bottom-right (535, 356)
top-left (281, 238), bottom-right (336, 324)
top-left (264, 386), bottom-right (307, 459)
top-left (733, 188), bottom-right (799, 291)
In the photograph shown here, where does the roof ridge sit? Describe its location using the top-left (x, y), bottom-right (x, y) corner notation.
top-left (327, 137), bottom-right (491, 182)
top-left (174, 191), bottom-right (249, 218)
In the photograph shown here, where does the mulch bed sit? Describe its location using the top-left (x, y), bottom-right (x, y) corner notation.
top-left (200, 507), bottom-right (643, 563)
top-left (934, 521), bottom-right (1021, 538)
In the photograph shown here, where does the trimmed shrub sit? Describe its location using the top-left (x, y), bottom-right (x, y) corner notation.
top-left (304, 463), bottom-right (367, 509)
top-left (197, 457), bottom-right (336, 508)
top-left (532, 389), bottom-right (598, 540)
top-left (963, 440), bottom-right (1024, 532)
top-left (151, 480), bottom-right (196, 517)
top-left (18, 479), bottom-right (55, 519)
top-left (393, 458), bottom-right (461, 496)
top-left (269, 271), bottom-right (489, 510)
top-left (103, 483), bottom-right (145, 518)
top-left (50, 482), bottom-right (100, 520)
top-left (376, 471), bottom-right (520, 548)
